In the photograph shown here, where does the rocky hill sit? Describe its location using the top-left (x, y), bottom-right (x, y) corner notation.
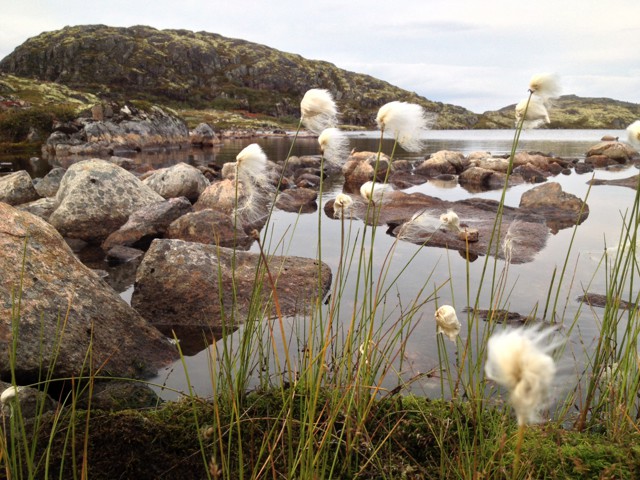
top-left (476, 95), bottom-right (640, 130)
top-left (0, 24), bottom-right (477, 129)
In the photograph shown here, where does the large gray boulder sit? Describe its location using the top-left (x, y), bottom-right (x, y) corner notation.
top-left (0, 170), bottom-right (40, 206)
top-left (0, 203), bottom-right (178, 384)
top-left (131, 239), bottom-right (332, 331)
top-left (142, 162), bottom-right (210, 202)
top-left (48, 159), bottom-right (164, 243)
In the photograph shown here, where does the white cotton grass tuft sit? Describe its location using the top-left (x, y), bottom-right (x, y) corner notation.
top-left (236, 143), bottom-right (267, 180)
top-left (485, 325), bottom-right (564, 426)
top-left (300, 88), bottom-right (339, 135)
top-left (502, 220), bottom-right (523, 264)
top-left (515, 95), bottom-right (550, 129)
top-left (1, 386), bottom-right (21, 404)
top-left (397, 210), bottom-right (441, 241)
top-left (440, 209), bottom-right (461, 233)
top-left (528, 73), bottom-right (561, 100)
top-left (376, 101), bottom-right (435, 153)
top-left (515, 73), bottom-right (561, 129)
top-left (626, 120), bottom-right (640, 148)
top-left (333, 193), bottom-right (353, 218)
top-left (434, 305), bottom-right (461, 342)
top-left (233, 143), bottom-right (272, 224)
top-left (318, 128), bottom-right (350, 165)
top-left (360, 181), bottom-right (393, 204)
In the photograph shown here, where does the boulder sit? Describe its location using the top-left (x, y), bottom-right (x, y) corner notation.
top-left (101, 197), bottom-right (193, 251)
top-left (34, 167), bottom-right (66, 197)
top-left (0, 170), bottom-right (40, 206)
top-left (275, 188), bottom-right (318, 213)
top-left (165, 209), bottom-right (254, 249)
top-left (143, 162), bottom-right (210, 202)
top-left (414, 150), bottom-right (466, 177)
top-left (189, 123), bottom-right (220, 147)
top-left (585, 141), bottom-right (638, 164)
top-left (131, 239), bottom-right (332, 331)
top-left (0, 203), bottom-right (178, 384)
top-left (48, 159), bottom-right (165, 243)
top-left (342, 151), bottom-right (391, 187)
top-left (519, 182), bottom-right (589, 233)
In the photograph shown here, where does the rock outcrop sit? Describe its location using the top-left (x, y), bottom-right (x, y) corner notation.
top-left (41, 105), bottom-right (189, 160)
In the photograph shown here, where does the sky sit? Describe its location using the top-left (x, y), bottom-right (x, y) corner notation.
top-left (1, 1), bottom-right (639, 113)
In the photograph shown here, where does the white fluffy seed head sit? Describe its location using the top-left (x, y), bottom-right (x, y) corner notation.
top-left (397, 210), bottom-right (440, 241)
top-left (375, 101), bottom-right (435, 153)
top-left (626, 120), bottom-right (640, 148)
top-left (360, 181), bottom-right (393, 203)
top-left (434, 305), bottom-right (461, 342)
top-left (1, 386), bottom-right (21, 404)
top-left (528, 73), bottom-right (561, 99)
top-left (236, 143), bottom-right (267, 180)
top-left (440, 210), bottom-right (461, 232)
top-left (318, 128), bottom-right (350, 165)
top-left (485, 325), bottom-right (563, 426)
top-left (515, 95), bottom-right (550, 129)
top-left (333, 193), bottom-right (353, 210)
top-left (300, 89), bottom-right (338, 135)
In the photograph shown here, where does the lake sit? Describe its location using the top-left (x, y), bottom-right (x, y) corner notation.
top-left (6, 129), bottom-right (636, 400)
top-left (106, 128), bottom-right (635, 401)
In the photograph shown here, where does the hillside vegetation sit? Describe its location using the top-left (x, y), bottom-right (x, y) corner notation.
top-left (0, 25), bottom-right (477, 129)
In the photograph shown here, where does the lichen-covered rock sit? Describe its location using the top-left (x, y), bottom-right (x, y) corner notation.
top-left (0, 203), bottom-right (178, 384)
top-left (102, 197), bottom-right (193, 251)
top-left (0, 170), bottom-right (40, 205)
top-left (49, 159), bottom-right (164, 243)
top-left (131, 239), bottom-right (332, 330)
top-left (342, 151), bottom-right (391, 187)
top-left (143, 162), bottom-right (210, 202)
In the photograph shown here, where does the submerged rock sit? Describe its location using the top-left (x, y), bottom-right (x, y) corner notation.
top-left (519, 182), bottom-right (589, 233)
top-left (0, 203), bottom-right (178, 384)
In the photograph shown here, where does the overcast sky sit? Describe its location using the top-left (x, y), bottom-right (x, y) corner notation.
top-left (2, 1), bottom-right (639, 113)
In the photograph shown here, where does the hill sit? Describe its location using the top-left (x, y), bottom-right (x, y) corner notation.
top-left (0, 24), bottom-right (477, 129)
top-left (476, 95), bottom-right (640, 130)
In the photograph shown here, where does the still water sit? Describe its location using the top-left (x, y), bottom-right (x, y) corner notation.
top-left (115, 128), bottom-right (638, 401)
